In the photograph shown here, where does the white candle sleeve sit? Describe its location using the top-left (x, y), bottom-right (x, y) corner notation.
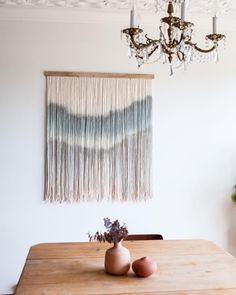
top-left (213, 15), bottom-right (217, 34)
top-left (130, 8), bottom-right (135, 28)
top-left (181, 1), bottom-right (186, 22)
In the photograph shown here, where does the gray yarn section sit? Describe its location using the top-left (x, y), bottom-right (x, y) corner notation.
top-left (45, 130), bottom-right (152, 202)
top-left (47, 95), bottom-right (152, 143)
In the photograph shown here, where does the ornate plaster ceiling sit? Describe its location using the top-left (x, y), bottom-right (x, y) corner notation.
top-left (0, 0), bottom-right (234, 16)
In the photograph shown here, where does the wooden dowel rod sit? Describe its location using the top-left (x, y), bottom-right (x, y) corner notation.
top-left (44, 71), bottom-right (155, 80)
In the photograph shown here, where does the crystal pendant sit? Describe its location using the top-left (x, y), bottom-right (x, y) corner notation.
top-left (170, 64), bottom-right (173, 76)
top-left (128, 46), bottom-right (132, 58)
top-left (163, 54), bottom-right (167, 64)
top-left (143, 49), bottom-right (148, 63)
top-left (136, 57), bottom-right (143, 68)
top-left (214, 48), bottom-right (219, 63)
top-left (185, 46), bottom-right (192, 63)
top-left (126, 35), bottom-right (130, 45)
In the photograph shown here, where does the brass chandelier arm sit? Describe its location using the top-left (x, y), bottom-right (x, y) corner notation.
top-left (185, 41), bottom-right (217, 53)
top-left (147, 44), bottom-right (160, 58)
top-left (161, 43), bottom-right (172, 55)
top-left (130, 33), bottom-right (158, 50)
top-left (134, 43), bottom-right (160, 60)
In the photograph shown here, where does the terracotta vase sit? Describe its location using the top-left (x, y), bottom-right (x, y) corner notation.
top-left (104, 241), bottom-right (130, 275)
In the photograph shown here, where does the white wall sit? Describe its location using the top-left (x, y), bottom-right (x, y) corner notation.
top-left (0, 8), bottom-right (236, 294)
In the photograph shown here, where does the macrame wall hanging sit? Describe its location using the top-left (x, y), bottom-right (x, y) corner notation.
top-left (44, 71), bottom-right (154, 202)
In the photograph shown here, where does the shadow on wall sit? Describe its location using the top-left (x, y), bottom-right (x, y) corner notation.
top-left (227, 201), bottom-right (236, 257)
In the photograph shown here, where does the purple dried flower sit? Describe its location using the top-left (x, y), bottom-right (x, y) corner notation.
top-left (88, 217), bottom-right (128, 244)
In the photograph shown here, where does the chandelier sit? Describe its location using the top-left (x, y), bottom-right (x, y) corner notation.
top-left (122, 0), bottom-right (226, 75)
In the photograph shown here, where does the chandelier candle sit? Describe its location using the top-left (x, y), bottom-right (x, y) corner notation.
top-left (130, 7), bottom-right (135, 28)
top-left (181, 1), bottom-right (186, 22)
top-left (213, 14), bottom-right (217, 34)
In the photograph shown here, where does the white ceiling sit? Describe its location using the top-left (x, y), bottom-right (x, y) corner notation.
top-left (0, 0), bottom-right (234, 16)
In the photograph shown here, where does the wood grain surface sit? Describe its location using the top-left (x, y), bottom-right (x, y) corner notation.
top-left (15, 240), bottom-right (236, 295)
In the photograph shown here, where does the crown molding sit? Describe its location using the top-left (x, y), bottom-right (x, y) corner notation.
top-left (0, 0), bottom-right (234, 15)
top-left (0, 3), bottom-right (234, 24)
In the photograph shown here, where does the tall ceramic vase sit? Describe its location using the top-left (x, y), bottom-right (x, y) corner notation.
top-left (105, 241), bottom-right (130, 275)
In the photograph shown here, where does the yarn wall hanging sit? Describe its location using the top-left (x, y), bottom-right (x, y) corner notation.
top-left (44, 72), bottom-right (153, 202)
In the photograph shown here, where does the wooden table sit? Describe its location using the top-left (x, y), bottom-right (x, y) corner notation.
top-left (15, 240), bottom-right (236, 295)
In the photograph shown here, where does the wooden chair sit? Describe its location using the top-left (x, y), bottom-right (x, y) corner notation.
top-left (125, 234), bottom-right (163, 241)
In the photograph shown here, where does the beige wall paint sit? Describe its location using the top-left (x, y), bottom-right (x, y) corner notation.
top-left (0, 10), bottom-right (236, 294)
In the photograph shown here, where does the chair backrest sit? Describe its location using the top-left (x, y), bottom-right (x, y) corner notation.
top-left (125, 234), bottom-right (163, 241)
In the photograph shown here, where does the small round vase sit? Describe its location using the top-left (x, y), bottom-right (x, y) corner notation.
top-left (132, 256), bottom-right (157, 277)
top-left (104, 241), bottom-right (130, 275)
